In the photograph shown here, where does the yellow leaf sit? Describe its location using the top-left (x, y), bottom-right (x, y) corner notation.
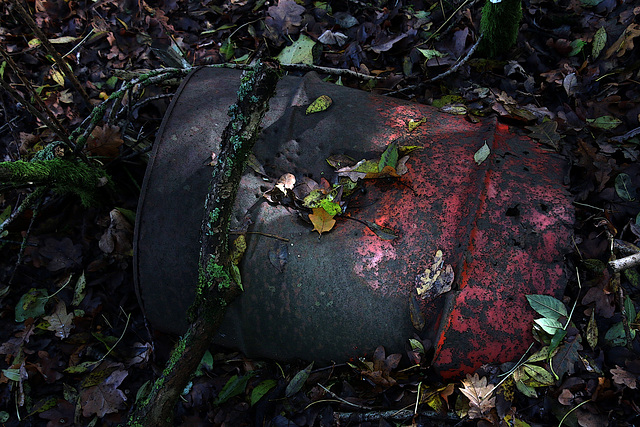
top-left (306, 95), bottom-right (333, 115)
top-left (309, 207), bottom-right (336, 235)
top-left (407, 117), bottom-right (427, 131)
top-left (51, 68), bottom-right (65, 86)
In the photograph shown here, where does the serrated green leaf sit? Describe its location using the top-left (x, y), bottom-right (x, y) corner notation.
top-left (592, 27), bottom-right (607, 59)
top-left (534, 318), bottom-right (563, 335)
top-left (250, 379), bottom-right (277, 406)
top-left (306, 95), bottom-right (333, 115)
top-left (526, 294), bottom-right (567, 320)
top-left (285, 362), bottom-right (313, 397)
top-left (587, 116), bottom-right (622, 130)
top-left (474, 142), bottom-right (490, 165)
top-left (615, 173), bottom-right (636, 201)
top-left (214, 372), bottom-right (255, 405)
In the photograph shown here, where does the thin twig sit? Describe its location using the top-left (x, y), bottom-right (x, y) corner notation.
top-left (430, 34), bottom-right (483, 83)
top-left (12, 0), bottom-right (92, 107)
top-left (0, 69), bottom-right (70, 143)
top-left (0, 46), bottom-right (70, 142)
top-left (385, 34), bottom-right (484, 97)
top-left (316, 383), bottom-right (374, 411)
top-left (333, 408), bottom-right (460, 423)
top-left (279, 63), bottom-right (382, 80)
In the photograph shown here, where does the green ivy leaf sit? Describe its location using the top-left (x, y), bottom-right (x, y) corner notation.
top-left (526, 294), bottom-right (567, 320)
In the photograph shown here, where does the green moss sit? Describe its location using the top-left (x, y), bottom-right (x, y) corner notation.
top-left (0, 158), bottom-right (113, 207)
top-left (480, 0), bottom-right (523, 57)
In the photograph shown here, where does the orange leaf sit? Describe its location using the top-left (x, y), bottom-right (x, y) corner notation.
top-left (309, 207), bottom-right (335, 235)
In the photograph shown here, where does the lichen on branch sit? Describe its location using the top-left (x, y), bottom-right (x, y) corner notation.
top-left (127, 60), bottom-right (280, 427)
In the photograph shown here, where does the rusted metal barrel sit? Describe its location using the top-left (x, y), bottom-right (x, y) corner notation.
top-left (134, 68), bottom-right (573, 378)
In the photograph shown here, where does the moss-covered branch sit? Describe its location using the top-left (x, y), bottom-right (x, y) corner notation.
top-left (127, 60), bottom-right (280, 426)
top-left (0, 158), bottom-right (113, 207)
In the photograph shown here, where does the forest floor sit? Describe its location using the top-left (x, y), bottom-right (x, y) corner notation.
top-left (0, 0), bottom-right (639, 426)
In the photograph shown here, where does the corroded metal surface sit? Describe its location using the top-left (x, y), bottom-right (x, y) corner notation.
top-left (134, 68), bottom-right (573, 378)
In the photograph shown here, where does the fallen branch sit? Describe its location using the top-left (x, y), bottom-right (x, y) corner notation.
top-left (609, 252), bottom-right (640, 273)
top-left (333, 409), bottom-right (460, 423)
top-left (127, 60), bottom-right (280, 426)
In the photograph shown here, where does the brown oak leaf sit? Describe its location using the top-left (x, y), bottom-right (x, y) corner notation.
top-left (79, 368), bottom-right (128, 417)
top-left (611, 365), bottom-right (638, 389)
top-left (459, 373), bottom-right (496, 419)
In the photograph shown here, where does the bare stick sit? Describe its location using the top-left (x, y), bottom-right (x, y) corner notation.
top-left (609, 252), bottom-right (640, 273)
top-left (316, 383), bottom-right (374, 411)
top-left (333, 408), bottom-right (460, 423)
